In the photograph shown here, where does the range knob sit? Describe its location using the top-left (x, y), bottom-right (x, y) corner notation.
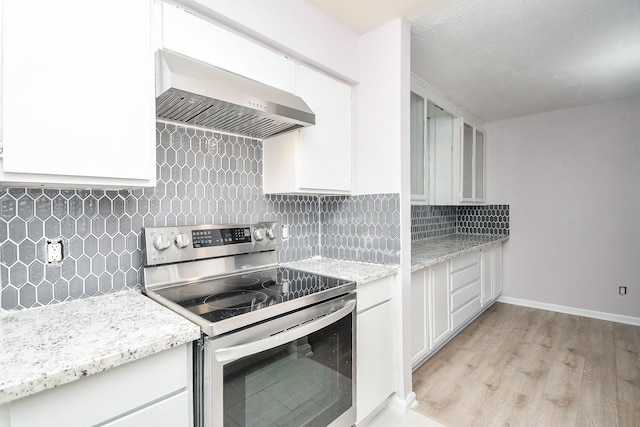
top-left (152, 235), bottom-right (171, 251)
top-left (266, 226), bottom-right (276, 240)
top-left (174, 233), bottom-right (191, 249)
top-left (253, 227), bottom-right (265, 241)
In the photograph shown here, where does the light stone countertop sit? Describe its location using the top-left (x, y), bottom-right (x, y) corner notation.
top-left (412, 234), bottom-right (509, 272)
top-left (0, 290), bottom-right (201, 404)
top-left (283, 257), bottom-right (398, 284)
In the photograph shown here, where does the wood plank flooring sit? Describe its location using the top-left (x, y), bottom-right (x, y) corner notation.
top-left (412, 303), bottom-right (640, 427)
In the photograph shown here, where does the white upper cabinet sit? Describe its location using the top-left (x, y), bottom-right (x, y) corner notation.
top-left (0, 0), bottom-right (156, 188)
top-left (263, 64), bottom-right (352, 195)
top-left (460, 123), bottom-right (485, 203)
top-left (160, 4), bottom-right (296, 93)
top-left (410, 77), bottom-right (485, 205)
top-left (161, 4), bottom-right (352, 195)
top-left (410, 92), bottom-right (428, 202)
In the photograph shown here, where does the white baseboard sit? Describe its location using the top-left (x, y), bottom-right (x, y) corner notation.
top-left (386, 392), bottom-right (417, 413)
top-left (497, 296), bottom-right (640, 326)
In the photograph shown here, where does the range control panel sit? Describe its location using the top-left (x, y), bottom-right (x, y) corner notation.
top-left (142, 222), bottom-right (279, 266)
top-left (192, 227), bottom-right (252, 248)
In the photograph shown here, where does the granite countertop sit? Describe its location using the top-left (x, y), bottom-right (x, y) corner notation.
top-left (283, 257), bottom-right (398, 284)
top-left (412, 234), bottom-right (509, 272)
top-left (0, 290), bottom-right (201, 404)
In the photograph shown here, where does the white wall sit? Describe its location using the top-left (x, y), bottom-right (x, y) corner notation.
top-left (486, 96), bottom-right (640, 318)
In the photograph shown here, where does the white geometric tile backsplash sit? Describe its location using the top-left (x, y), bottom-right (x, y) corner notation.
top-left (0, 122), bottom-right (400, 310)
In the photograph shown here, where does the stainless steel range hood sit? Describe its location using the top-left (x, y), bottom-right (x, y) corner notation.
top-left (155, 49), bottom-right (315, 139)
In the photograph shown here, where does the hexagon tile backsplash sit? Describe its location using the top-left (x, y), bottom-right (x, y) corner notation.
top-left (0, 122), bottom-right (401, 310)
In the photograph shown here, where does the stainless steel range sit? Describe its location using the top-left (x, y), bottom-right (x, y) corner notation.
top-left (141, 222), bottom-right (356, 427)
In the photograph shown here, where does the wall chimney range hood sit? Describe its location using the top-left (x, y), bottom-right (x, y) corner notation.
top-left (155, 49), bottom-right (315, 139)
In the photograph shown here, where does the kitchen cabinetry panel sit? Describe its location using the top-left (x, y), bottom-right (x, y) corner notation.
top-left (460, 124), bottom-right (485, 203)
top-left (410, 77), bottom-right (485, 205)
top-left (410, 92), bottom-right (428, 202)
top-left (102, 391), bottom-right (189, 427)
top-left (411, 261), bottom-right (450, 367)
top-left (412, 242), bottom-right (503, 370)
top-left (481, 242), bottom-right (503, 306)
top-left (263, 65), bottom-right (352, 195)
top-left (5, 344), bottom-right (191, 427)
top-left (411, 270), bottom-right (429, 362)
top-left (357, 275), bottom-right (395, 424)
top-left (0, 0), bottom-right (156, 188)
top-left (161, 4), bottom-right (296, 93)
top-left (429, 261), bottom-right (450, 349)
top-left (451, 297), bottom-right (482, 330)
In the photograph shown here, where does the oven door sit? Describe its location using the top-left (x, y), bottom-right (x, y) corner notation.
top-left (201, 293), bottom-right (356, 427)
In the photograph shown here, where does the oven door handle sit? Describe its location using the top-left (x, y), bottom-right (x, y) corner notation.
top-left (214, 299), bottom-right (356, 363)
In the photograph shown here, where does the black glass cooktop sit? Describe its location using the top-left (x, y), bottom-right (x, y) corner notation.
top-left (155, 267), bottom-right (354, 324)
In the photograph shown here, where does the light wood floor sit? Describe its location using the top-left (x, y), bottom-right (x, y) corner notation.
top-left (412, 303), bottom-right (640, 427)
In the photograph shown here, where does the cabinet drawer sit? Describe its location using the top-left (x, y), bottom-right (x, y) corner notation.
top-left (451, 297), bottom-right (481, 330)
top-left (103, 390), bottom-right (190, 427)
top-left (450, 262), bottom-right (480, 291)
top-left (9, 345), bottom-right (190, 427)
top-left (357, 275), bottom-right (394, 313)
top-left (450, 251), bottom-right (480, 273)
top-left (450, 280), bottom-right (481, 312)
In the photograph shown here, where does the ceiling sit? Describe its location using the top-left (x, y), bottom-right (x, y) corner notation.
top-left (308, 0), bottom-right (640, 123)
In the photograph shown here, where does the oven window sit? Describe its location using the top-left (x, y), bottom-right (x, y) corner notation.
top-left (223, 314), bottom-right (353, 427)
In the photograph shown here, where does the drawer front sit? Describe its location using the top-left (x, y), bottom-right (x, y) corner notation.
top-left (450, 280), bottom-right (481, 312)
top-left (103, 390), bottom-right (190, 427)
top-left (451, 297), bottom-right (482, 330)
top-left (357, 275), bottom-right (394, 313)
top-left (10, 345), bottom-right (190, 427)
top-left (450, 251), bottom-right (480, 273)
top-left (450, 262), bottom-right (481, 291)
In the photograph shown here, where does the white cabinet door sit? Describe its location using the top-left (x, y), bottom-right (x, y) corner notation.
top-left (357, 300), bottom-right (395, 424)
top-left (429, 262), bottom-right (450, 349)
top-left (410, 91), bottom-right (428, 202)
top-left (297, 65), bottom-right (351, 192)
top-left (161, 4), bottom-right (296, 93)
top-left (481, 246), bottom-right (493, 307)
top-left (410, 269), bottom-right (429, 364)
top-left (263, 65), bottom-right (352, 194)
top-left (1, 0), bottom-right (156, 188)
top-left (459, 122), bottom-right (485, 203)
top-left (492, 243), bottom-right (503, 298)
top-left (356, 275), bottom-right (395, 424)
top-left (481, 242), bottom-right (504, 306)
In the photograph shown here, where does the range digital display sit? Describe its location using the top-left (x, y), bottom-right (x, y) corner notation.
top-left (192, 227), bottom-right (252, 248)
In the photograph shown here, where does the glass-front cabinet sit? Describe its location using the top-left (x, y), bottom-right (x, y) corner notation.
top-left (410, 78), bottom-right (486, 205)
top-left (410, 92), bottom-right (428, 202)
top-left (460, 123), bottom-right (485, 203)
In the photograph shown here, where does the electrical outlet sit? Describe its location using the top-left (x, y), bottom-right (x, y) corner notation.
top-left (619, 286), bottom-right (627, 296)
top-left (46, 239), bottom-right (64, 265)
top-left (281, 224), bottom-right (290, 240)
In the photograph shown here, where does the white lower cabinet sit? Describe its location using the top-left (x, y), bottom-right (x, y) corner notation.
top-left (430, 262), bottom-right (450, 349)
top-left (481, 242), bottom-right (503, 306)
top-left (410, 262), bottom-right (450, 368)
top-left (3, 344), bottom-right (192, 427)
top-left (411, 242), bottom-right (503, 369)
top-left (450, 251), bottom-right (482, 330)
top-left (356, 275), bottom-right (395, 425)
